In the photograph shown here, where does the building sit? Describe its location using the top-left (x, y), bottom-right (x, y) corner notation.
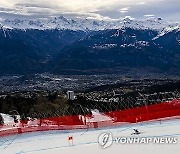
top-left (67, 91), bottom-right (75, 100)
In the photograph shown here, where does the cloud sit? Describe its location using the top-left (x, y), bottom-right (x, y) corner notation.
top-left (119, 7), bottom-right (130, 14)
top-left (0, 0), bottom-right (179, 21)
top-left (144, 14), bottom-right (155, 17)
top-left (138, 2), bottom-right (146, 5)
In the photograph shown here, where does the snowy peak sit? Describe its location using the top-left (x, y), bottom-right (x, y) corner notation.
top-left (0, 16), bottom-right (179, 32)
top-left (153, 25), bottom-right (180, 40)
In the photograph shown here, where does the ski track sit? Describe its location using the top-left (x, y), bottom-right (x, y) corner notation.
top-left (0, 118), bottom-right (180, 154)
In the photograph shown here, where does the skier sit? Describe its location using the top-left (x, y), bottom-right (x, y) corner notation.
top-left (131, 129), bottom-right (141, 135)
top-left (134, 129), bottom-right (140, 134)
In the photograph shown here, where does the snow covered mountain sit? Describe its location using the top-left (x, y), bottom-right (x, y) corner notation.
top-left (0, 16), bottom-right (179, 75)
top-left (0, 16), bottom-right (179, 32)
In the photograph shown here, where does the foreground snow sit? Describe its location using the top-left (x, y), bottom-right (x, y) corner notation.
top-left (0, 118), bottom-right (180, 154)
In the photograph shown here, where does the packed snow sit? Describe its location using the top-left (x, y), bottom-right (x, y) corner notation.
top-left (0, 117), bottom-right (180, 154)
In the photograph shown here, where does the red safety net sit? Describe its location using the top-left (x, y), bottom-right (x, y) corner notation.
top-left (0, 99), bottom-right (180, 137)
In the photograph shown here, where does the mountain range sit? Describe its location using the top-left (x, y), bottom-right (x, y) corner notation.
top-left (0, 16), bottom-right (179, 75)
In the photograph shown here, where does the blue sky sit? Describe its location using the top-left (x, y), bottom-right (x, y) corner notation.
top-left (0, 0), bottom-right (179, 21)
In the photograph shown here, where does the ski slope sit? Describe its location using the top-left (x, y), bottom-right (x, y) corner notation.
top-left (0, 118), bottom-right (180, 154)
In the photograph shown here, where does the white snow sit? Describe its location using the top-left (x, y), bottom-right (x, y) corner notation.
top-left (93, 44), bottom-right (117, 50)
top-left (0, 114), bottom-right (14, 124)
top-left (153, 25), bottom-right (180, 40)
top-left (121, 41), bottom-right (149, 48)
top-left (0, 118), bottom-right (180, 154)
top-left (83, 109), bottom-right (113, 123)
top-left (0, 113), bottom-right (21, 129)
top-left (0, 16), bottom-right (179, 32)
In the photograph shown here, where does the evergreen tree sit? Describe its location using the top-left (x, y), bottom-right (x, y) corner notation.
top-left (0, 114), bottom-right (4, 125)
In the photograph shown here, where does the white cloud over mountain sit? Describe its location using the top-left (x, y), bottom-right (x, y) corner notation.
top-left (0, 0), bottom-right (179, 20)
